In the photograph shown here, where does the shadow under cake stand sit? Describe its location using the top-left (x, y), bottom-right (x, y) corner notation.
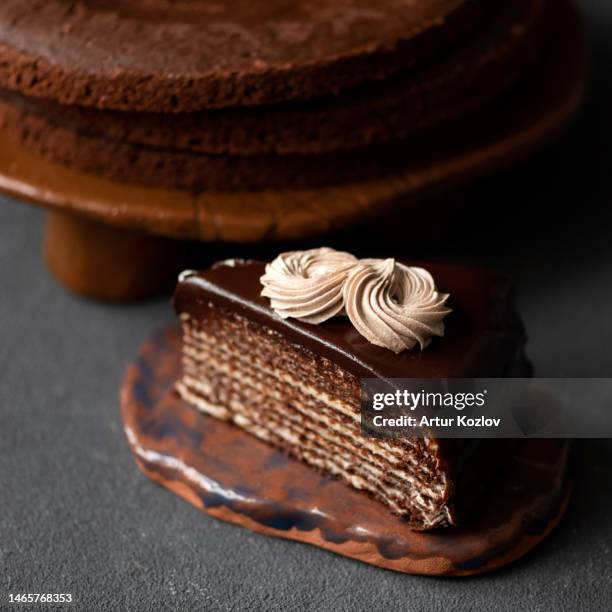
top-left (121, 327), bottom-right (572, 577)
top-left (0, 10), bottom-right (585, 301)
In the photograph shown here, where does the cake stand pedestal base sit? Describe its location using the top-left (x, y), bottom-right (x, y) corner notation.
top-left (120, 326), bottom-right (572, 577)
top-left (44, 211), bottom-right (185, 301)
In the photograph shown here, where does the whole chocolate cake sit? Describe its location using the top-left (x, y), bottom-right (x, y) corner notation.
top-left (173, 250), bottom-right (529, 529)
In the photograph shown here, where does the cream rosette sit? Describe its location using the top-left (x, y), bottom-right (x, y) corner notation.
top-left (343, 258), bottom-right (451, 353)
top-left (260, 247), bottom-right (358, 324)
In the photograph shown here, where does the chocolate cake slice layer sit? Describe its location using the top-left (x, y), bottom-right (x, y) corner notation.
top-left (174, 257), bottom-right (528, 530)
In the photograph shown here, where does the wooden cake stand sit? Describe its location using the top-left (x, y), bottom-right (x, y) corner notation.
top-left (0, 11), bottom-right (585, 301)
top-left (121, 327), bottom-right (572, 577)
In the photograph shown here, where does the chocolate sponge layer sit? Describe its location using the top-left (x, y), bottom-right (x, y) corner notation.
top-left (0, 0), bottom-right (484, 111)
top-left (0, 0), bottom-right (541, 157)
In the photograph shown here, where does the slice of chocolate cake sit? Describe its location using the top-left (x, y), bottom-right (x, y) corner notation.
top-left (173, 250), bottom-right (529, 530)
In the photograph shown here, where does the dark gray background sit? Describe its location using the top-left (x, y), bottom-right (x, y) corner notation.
top-left (1, 1), bottom-right (612, 609)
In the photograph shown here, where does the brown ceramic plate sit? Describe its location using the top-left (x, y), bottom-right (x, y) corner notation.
top-left (121, 327), bottom-right (572, 577)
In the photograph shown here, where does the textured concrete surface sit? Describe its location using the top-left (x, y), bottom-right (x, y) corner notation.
top-left (2, 1), bottom-right (612, 609)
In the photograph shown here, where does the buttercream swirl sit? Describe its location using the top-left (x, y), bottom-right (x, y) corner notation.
top-left (343, 259), bottom-right (451, 353)
top-left (260, 248), bottom-right (451, 352)
top-left (260, 247), bottom-right (358, 324)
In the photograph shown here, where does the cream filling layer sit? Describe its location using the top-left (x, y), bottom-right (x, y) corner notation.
top-left (182, 333), bottom-right (439, 476)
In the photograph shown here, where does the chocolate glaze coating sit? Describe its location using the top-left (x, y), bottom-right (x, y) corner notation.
top-left (174, 261), bottom-right (528, 382)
